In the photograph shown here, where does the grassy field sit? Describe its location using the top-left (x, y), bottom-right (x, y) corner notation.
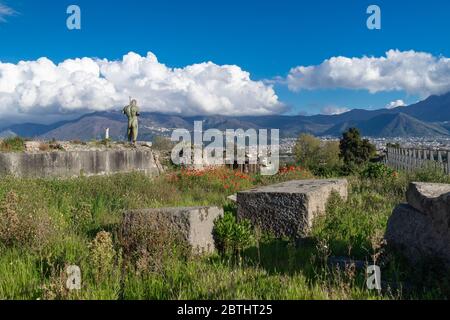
top-left (0, 165), bottom-right (449, 300)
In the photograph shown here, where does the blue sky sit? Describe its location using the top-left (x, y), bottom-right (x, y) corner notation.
top-left (0, 0), bottom-right (449, 120)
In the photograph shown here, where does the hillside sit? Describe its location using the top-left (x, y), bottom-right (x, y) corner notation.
top-left (2, 91), bottom-right (450, 139)
top-left (325, 113), bottom-right (450, 137)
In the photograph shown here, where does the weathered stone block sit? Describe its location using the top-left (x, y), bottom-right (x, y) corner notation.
top-left (406, 182), bottom-right (450, 235)
top-left (121, 206), bottom-right (223, 256)
top-left (0, 149), bottom-right (162, 178)
top-left (385, 204), bottom-right (450, 269)
top-left (237, 179), bottom-right (348, 238)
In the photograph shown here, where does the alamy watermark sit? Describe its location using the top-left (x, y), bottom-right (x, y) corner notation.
top-left (366, 265), bottom-right (382, 291)
top-left (171, 121), bottom-right (280, 176)
top-left (66, 5), bottom-right (81, 30)
top-left (367, 5), bottom-right (381, 30)
top-left (64, 5), bottom-right (381, 32)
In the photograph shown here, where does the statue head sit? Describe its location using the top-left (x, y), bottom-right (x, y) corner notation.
top-left (131, 99), bottom-right (137, 106)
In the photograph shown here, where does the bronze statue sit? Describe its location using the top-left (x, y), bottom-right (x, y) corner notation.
top-left (123, 98), bottom-right (140, 145)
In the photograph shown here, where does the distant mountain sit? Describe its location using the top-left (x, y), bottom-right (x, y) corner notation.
top-left (4, 117), bottom-right (87, 137)
top-left (325, 113), bottom-right (450, 137)
top-left (0, 129), bottom-right (17, 139)
top-left (400, 92), bottom-right (450, 122)
top-left (3, 91), bottom-right (450, 139)
top-left (40, 115), bottom-right (127, 141)
top-left (32, 112), bottom-right (334, 140)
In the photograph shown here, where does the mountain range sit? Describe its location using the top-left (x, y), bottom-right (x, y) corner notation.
top-left (1, 92), bottom-right (450, 140)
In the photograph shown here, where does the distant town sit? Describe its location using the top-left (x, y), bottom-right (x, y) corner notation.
top-left (279, 137), bottom-right (450, 156)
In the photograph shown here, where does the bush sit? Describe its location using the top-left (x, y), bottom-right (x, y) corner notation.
top-left (312, 164), bottom-right (343, 178)
top-left (0, 191), bottom-right (55, 250)
top-left (294, 134), bottom-right (342, 176)
top-left (360, 162), bottom-right (395, 179)
top-left (120, 211), bottom-right (189, 274)
top-left (0, 137), bottom-right (25, 152)
top-left (70, 202), bottom-right (93, 232)
top-left (213, 210), bottom-right (253, 258)
top-left (89, 231), bottom-right (117, 282)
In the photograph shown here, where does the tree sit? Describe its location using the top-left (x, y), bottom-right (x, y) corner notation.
top-left (321, 140), bottom-right (341, 168)
top-left (294, 134), bottom-right (342, 175)
top-left (294, 134), bottom-right (321, 169)
top-left (339, 128), bottom-right (376, 172)
top-left (386, 142), bottom-right (400, 149)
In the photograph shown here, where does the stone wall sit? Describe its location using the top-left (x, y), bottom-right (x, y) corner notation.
top-left (0, 149), bottom-right (163, 178)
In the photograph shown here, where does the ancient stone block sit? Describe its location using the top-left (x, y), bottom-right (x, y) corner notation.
top-left (385, 204), bottom-right (450, 269)
top-left (121, 206), bottom-right (223, 256)
top-left (237, 179), bottom-right (348, 238)
top-left (0, 149), bottom-right (162, 178)
top-left (406, 182), bottom-right (450, 235)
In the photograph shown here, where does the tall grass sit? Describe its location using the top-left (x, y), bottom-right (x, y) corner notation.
top-left (0, 137), bottom-right (25, 152)
top-left (0, 165), bottom-right (448, 300)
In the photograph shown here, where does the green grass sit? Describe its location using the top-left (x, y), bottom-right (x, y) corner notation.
top-left (0, 137), bottom-right (26, 152)
top-left (0, 166), bottom-right (448, 300)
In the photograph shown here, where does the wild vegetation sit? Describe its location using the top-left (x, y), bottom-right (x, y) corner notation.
top-left (0, 136), bottom-right (26, 152)
top-left (0, 128), bottom-right (449, 300)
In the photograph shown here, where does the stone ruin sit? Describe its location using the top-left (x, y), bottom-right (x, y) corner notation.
top-left (237, 179), bottom-right (348, 238)
top-left (120, 179), bottom-right (349, 255)
top-left (121, 206), bottom-right (224, 255)
top-left (0, 140), bottom-right (163, 178)
top-left (385, 182), bottom-right (450, 269)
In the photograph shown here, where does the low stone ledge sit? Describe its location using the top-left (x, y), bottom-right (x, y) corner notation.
top-left (0, 149), bottom-right (162, 178)
top-left (237, 179), bottom-right (348, 238)
top-left (121, 206), bottom-right (223, 256)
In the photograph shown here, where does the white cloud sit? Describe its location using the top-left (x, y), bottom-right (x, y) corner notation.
top-left (287, 50), bottom-right (450, 97)
top-left (0, 52), bottom-right (285, 118)
top-left (385, 99), bottom-right (405, 109)
top-left (0, 3), bottom-right (15, 22)
top-left (320, 106), bottom-right (350, 115)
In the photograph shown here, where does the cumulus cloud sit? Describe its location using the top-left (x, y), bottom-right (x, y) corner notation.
top-left (385, 99), bottom-right (406, 109)
top-left (320, 106), bottom-right (350, 115)
top-left (287, 50), bottom-right (450, 97)
top-left (0, 3), bottom-right (15, 22)
top-left (0, 52), bottom-right (284, 118)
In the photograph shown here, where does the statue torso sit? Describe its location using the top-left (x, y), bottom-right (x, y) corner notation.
top-left (123, 105), bottom-right (139, 119)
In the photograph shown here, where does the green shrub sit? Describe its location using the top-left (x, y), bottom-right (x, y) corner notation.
top-left (70, 202), bottom-right (93, 232)
top-left (311, 164), bottom-right (343, 178)
top-left (120, 211), bottom-right (189, 274)
top-left (0, 191), bottom-right (55, 251)
top-left (360, 162), bottom-right (395, 179)
top-left (89, 231), bottom-right (117, 282)
top-left (213, 211), bottom-right (253, 257)
top-left (0, 137), bottom-right (25, 152)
